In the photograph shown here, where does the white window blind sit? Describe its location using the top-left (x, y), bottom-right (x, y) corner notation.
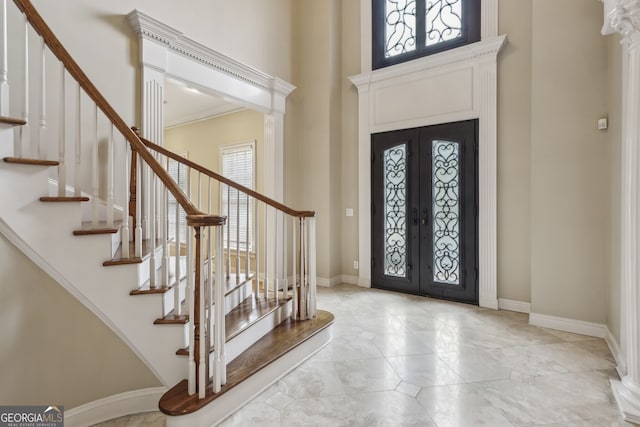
top-left (221, 142), bottom-right (255, 251)
top-left (167, 155), bottom-right (187, 242)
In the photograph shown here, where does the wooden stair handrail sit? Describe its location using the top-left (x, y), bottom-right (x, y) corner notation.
top-left (140, 136), bottom-right (317, 219)
top-left (12, 0), bottom-right (210, 221)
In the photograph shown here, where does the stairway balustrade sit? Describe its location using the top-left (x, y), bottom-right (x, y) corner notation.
top-left (1, 0), bottom-right (317, 401)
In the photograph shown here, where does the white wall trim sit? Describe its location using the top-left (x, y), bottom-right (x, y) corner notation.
top-left (603, 1), bottom-right (640, 423)
top-left (350, 34), bottom-right (505, 309)
top-left (341, 274), bottom-right (359, 286)
top-left (498, 298), bottom-right (531, 314)
top-left (65, 387), bottom-right (166, 427)
top-left (529, 313), bottom-right (607, 338)
top-left (317, 275), bottom-right (343, 288)
top-left (607, 327), bottom-right (627, 379)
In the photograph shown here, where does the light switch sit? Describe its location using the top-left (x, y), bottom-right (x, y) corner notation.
top-left (346, 208), bottom-right (354, 217)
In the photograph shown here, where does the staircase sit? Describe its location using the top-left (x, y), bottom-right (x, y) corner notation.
top-left (0, 1), bottom-right (333, 426)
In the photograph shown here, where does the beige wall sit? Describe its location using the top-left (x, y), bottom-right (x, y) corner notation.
top-left (341, 0), bottom-right (361, 277)
top-left (497, 0), bottom-right (533, 302)
top-left (293, 0), bottom-right (344, 280)
top-left (607, 32), bottom-right (622, 342)
top-left (0, 234), bottom-right (161, 408)
top-left (530, 0), bottom-right (609, 323)
top-left (164, 109), bottom-right (265, 197)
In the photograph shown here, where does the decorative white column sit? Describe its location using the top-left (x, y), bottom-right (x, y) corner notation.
top-left (605, 0), bottom-right (640, 422)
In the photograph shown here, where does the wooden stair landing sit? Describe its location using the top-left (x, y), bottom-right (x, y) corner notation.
top-left (159, 310), bottom-right (334, 416)
top-left (175, 296), bottom-right (290, 355)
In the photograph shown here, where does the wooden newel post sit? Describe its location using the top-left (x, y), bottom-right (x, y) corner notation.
top-left (192, 225), bottom-right (209, 395)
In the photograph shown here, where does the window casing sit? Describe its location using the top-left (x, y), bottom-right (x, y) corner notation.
top-left (221, 142), bottom-right (255, 252)
top-left (372, 0), bottom-right (481, 70)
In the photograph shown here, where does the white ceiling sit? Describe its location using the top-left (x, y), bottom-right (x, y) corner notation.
top-left (163, 78), bottom-right (243, 128)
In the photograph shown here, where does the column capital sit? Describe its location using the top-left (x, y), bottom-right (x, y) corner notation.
top-left (608, 0), bottom-right (640, 45)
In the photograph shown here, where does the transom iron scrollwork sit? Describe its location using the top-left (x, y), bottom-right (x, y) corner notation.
top-left (384, 0), bottom-right (463, 58)
top-left (425, 0), bottom-right (462, 46)
top-left (384, 144), bottom-right (408, 278)
top-left (385, 0), bottom-right (417, 58)
top-left (432, 140), bottom-right (460, 285)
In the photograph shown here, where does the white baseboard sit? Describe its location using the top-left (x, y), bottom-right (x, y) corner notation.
top-left (479, 296), bottom-right (499, 310)
top-left (498, 298), bottom-right (531, 313)
top-left (341, 274), bottom-right (359, 285)
top-left (316, 275), bottom-right (342, 287)
top-left (65, 387), bottom-right (166, 427)
top-left (357, 277), bottom-right (371, 288)
top-left (529, 312), bottom-right (606, 338)
top-left (606, 327), bottom-right (626, 378)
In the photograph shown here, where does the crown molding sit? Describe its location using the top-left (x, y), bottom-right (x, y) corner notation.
top-left (349, 35), bottom-right (507, 89)
top-left (127, 9), bottom-right (288, 93)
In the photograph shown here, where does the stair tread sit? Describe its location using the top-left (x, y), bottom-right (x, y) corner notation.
top-left (73, 220), bottom-right (123, 235)
top-left (154, 272), bottom-right (255, 325)
top-left (0, 116), bottom-right (27, 126)
top-left (159, 310), bottom-right (334, 416)
top-left (175, 296), bottom-right (291, 355)
top-left (4, 157), bottom-right (58, 166)
top-left (40, 196), bottom-right (90, 202)
top-left (103, 238), bottom-right (163, 267)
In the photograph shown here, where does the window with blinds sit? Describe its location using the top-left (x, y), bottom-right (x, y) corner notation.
top-left (221, 142), bottom-right (255, 251)
top-left (167, 155), bottom-right (187, 242)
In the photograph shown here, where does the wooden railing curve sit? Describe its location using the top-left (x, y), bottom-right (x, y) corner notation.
top-left (139, 135), bottom-right (316, 219)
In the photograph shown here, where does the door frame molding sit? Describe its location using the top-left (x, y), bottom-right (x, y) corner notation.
top-left (349, 0), bottom-right (504, 309)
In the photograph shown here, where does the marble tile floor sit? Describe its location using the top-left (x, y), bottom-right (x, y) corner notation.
top-left (94, 284), bottom-right (634, 427)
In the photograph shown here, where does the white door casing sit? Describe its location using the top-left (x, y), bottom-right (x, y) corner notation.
top-left (349, 0), bottom-right (503, 309)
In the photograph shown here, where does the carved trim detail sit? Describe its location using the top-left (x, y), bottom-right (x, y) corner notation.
top-left (610, 0), bottom-right (640, 43)
top-left (127, 10), bottom-right (295, 97)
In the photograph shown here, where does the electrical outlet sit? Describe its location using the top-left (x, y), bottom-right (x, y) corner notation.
top-left (353, 260), bottom-right (359, 270)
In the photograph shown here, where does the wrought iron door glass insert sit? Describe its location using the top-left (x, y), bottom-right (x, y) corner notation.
top-left (432, 140), bottom-right (460, 285)
top-left (384, 144), bottom-right (408, 277)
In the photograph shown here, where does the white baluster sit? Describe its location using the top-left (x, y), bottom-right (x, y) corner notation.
top-left (0, 0), bottom-right (8, 116)
top-left (91, 105), bottom-right (98, 226)
top-left (274, 208), bottom-right (278, 303)
top-left (245, 193), bottom-right (250, 279)
top-left (198, 229), bottom-right (206, 399)
top-left (58, 65), bottom-right (65, 197)
top-left (21, 14), bottom-right (29, 158)
top-left (283, 212), bottom-right (287, 300)
top-left (264, 205), bottom-right (269, 299)
top-left (174, 164), bottom-right (182, 316)
top-left (255, 202), bottom-right (260, 297)
top-left (106, 125), bottom-right (114, 227)
top-left (38, 38), bottom-right (45, 159)
top-left (149, 170), bottom-right (156, 288)
top-left (135, 150), bottom-right (143, 257)
top-left (236, 189), bottom-right (240, 283)
top-left (187, 225), bottom-right (195, 395)
top-left (122, 144), bottom-right (130, 258)
top-left (214, 224), bottom-right (226, 391)
top-left (292, 217), bottom-right (297, 319)
top-left (226, 185), bottom-right (231, 278)
top-left (299, 219), bottom-right (306, 319)
top-left (308, 217), bottom-right (317, 318)
top-left (161, 155), bottom-right (169, 287)
top-left (74, 84), bottom-right (81, 198)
